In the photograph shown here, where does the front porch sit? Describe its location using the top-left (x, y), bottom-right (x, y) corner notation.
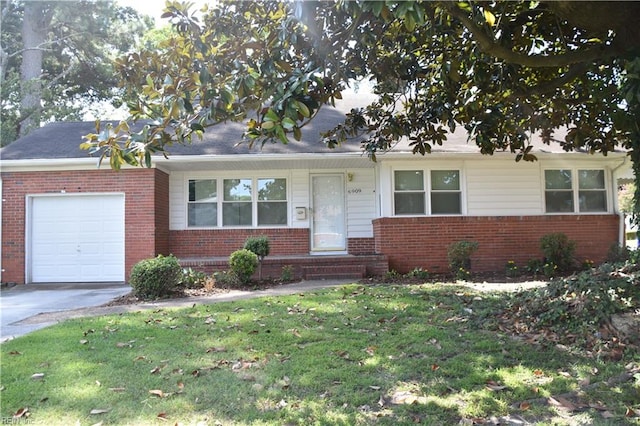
top-left (179, 254), bottom-right (389, 281)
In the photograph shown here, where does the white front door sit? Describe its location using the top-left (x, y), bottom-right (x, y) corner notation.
top-left (311, 174), bottom-right (346, 252)
top-left (29, 194), bottom-right (125, 283)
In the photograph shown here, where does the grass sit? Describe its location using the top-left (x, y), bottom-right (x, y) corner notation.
top-left (1, 282), bottom-right (638, 425)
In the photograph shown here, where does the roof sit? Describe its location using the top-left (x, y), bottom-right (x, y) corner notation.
top-left (0, 94), bottom-right (624, 162)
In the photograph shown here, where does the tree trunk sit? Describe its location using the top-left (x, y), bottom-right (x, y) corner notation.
top-left (19, 1), bottom-right (51, 137)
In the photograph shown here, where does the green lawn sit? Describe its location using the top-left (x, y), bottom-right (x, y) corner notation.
top-left (1, 283), bottom-right (638, 425)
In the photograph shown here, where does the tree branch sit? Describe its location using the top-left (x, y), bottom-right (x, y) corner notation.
top-left (443, 3), bottom-right (622, 68)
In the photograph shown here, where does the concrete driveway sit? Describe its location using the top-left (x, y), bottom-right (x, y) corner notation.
top-left (0, 283), bottom-right (131, 342)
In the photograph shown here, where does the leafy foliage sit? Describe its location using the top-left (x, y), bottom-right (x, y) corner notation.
top-left (243, 235), bottom-right (270, 261)
top-left (447, 240), bottom-right (479, 275)
top-left (540, 233), bottom-right (576, 272)
top-left (228, 249), bottom-right (258, 285)
top-left (494, 259), bottom-right (640, 351)
top-left (129, 254), bottom-right (182, 299)
top-left (179, 267), bottom-right (209, 289)
top-left (0, 0), bottom-right (153, 144)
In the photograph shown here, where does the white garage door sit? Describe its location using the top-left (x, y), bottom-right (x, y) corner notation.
top-left (30, 194), bottom-right (125, 283)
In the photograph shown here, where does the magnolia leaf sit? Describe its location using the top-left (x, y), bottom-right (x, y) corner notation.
top-left (13, 407), bottom-right (29, 418)
top-left (31, 373), bottom-right (45, 380)
top-left (90, 408), bottom-right (110, 415)
top-left (157, 412), bottom-right (169, 421)
top-left (149, 389), bottom-right (165, 398)
top-left (150, 366), bottom-right (162, 374)
top-left (206, 346), bottom-right (226, 353)
top-left (484, 10), bottom-right (496, 26)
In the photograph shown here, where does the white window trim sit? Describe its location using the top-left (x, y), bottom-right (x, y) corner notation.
top-left (392, 167), bottom-right (465, 216)
top-left (543, 168), bottom-right (610, 214)
top-left (186, 174), bottom-right (290, 228)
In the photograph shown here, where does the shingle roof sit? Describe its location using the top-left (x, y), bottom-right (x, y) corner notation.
top-left (0, 94), bottom-right (613, 161)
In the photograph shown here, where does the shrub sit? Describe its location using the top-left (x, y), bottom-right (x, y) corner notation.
top-left (229, 249), bottom-right (258, 284)
top-left (129, 254), bottom-right (182, 299)
top-left (214, 270), bottom-right (240, 288)
top-left (447, 240), bottom-right (478, 273)
top-left (244, 235), bottom-right (270, 280)
top-left (406, 267), bottom-right (430, 280)
top-left (505, 260), bottom-right (519, 278)
top-left (540, 233), bottom-right (576, 271)
top-left (180, 267), bottom-right (209, 289)
top-left (281, 265), bottom-right (294, 282)
top-left (244, 235), bottom-right (270, 260)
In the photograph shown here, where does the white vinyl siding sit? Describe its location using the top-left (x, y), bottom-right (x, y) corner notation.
top-left (466, 161), bottom-right (542, 215)
top-left (346, 168), bottom-right (376, 237)
top-left (169, 168), bottom-right (375, 238)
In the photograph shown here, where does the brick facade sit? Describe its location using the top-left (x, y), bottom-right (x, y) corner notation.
top-left (0, 168), bottom-right (169, 284)
top-left (169, 228), bottom-right (310, 258)
top-left (373, 215), bottom-right (620, 274)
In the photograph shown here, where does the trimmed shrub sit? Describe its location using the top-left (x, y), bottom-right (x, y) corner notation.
top-left (244, 235), bottom-right (270, 260)
top-left (229, 249), bottom-right (258, 285)
top-left (244, 235), bottom-right (270, 279)
top-left (540, 232), bottom-right (576, 272)
top-left (129, 254), bottom-right (182, 299)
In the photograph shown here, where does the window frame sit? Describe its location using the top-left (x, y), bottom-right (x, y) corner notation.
top-left (186, 175), bottom-right (289, 228)
top-left (392, 167), bottom-right (463, 216)
top-left (543, 168), bottom-right (608, 214)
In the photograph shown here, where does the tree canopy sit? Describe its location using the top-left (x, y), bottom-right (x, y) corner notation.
top-left (82, 0), bottom-right (639, 218)
top-left (0, 0), bottom-right (153, 145)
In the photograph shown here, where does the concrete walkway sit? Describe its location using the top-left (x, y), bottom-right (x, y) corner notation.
top-left (0, 280), bottom-right (353, 342)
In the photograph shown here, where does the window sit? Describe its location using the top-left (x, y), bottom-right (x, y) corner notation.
top-left (393, 169), bottom-right (462, 215)
top-left (394, 170), bottom-right (425, 215)
top-left (187, 177), bottom-right (288, 227)
top-left (188, 179), bottom-right (217, 227)
top-left (578, 170), bottom-right (606, 212)
top-left (545, 170), bottom-right (573, 213)
top-left (258, 178), bottom-right (287, 225)
top-left (431, 170), bottom-right (461, 214)
top-left (223, 179), bottom-right (252, 226)
top-left (545, 169), bottom-right (607, 213)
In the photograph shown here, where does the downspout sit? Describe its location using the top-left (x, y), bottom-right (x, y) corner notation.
top-left (611, 156), bottom-right (629, 248)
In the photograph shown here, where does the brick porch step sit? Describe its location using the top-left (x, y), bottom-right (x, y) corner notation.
top-left (303, 264), bottom-right (366, 280)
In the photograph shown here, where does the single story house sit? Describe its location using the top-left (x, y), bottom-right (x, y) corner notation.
top-left (0, 95), bottom-right (634, 284)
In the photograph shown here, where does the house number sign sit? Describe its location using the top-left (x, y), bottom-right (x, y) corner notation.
top-left (347, 188), bottom-right (362, 194)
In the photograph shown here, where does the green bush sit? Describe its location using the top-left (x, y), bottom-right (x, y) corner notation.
top-left (129, 254), bottom-right (182, 299)
top-left (229, 249), bottom-right (258, 284)
top-left (447, 240), bottom-right (478, 273)
top-left (540, 233), bottom-right (576, 272)
top-left (180, 267), bottom-right (209, 289)
top-left (244, 235), bottom-right (270, 260)
top-left (281, 265), bottom-right (294, 282)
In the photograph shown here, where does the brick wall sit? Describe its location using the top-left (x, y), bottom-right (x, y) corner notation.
top-left (373, 215), bottom-right (620, 274)
top-left (347, 237), bottom-right (376, 255)
top-left (169, 228), bottom-right (310, 258)
top-left (1, 168), bottom-right (168, 284)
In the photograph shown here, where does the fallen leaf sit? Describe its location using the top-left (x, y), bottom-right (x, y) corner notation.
top-left (109, 387), bottom-right (126, 392)
top-left (13, 407), bottom-right (29, 418)
top-left (548, 396), bottom-right (577, 411)
top-left (157, 412), bottom-right (168, 421)
top-left (626, 407), bottom-right (640, 417)
top-left (206, 346), bottom-right (226, 353)
top-left (31, 373), bottom-right (45, 380)
top-left (9, 351), bottom-right (22, 355)
top-left (533, 369), bottom-right (544, 376)
top-left (369, 385), bottom-right (381, 391)
top-left (149, 389), bottom-right (164, 398)
top-left (80, 340), bottom-right (89, 345)
top-left (519, 402), bottom-right (531, 411)
top-left (431, 364), bottom-right (440, 371)
top-left (89, 408), bottom-right (110, 415)
top-left (133, 356), bottom-right (146, 361)
top-left (116, 342), bottom-right (130, 348)
top-left (95, 380), bottom-right (101, 386)
top-left (150, 366), bottom-right (162, 374)
top-left (191, 370), bottom-right (200, 377)
top-left (177, 382), bottom-right (184, 390)
top-left (485, 381), bottom-right (507, 391)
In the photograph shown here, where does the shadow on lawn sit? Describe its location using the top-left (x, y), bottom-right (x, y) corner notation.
top-left (1, 284), bottom-right (634, 425)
